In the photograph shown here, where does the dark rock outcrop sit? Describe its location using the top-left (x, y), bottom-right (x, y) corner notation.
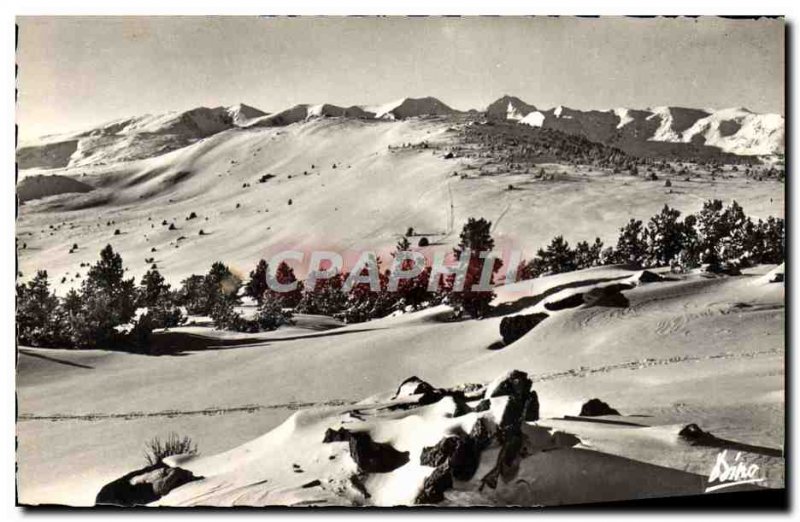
top-left (582, 284), bottom-right (631, 308)
top-left (499, 312), bottom-right (549, 345)
top-left (637, 270), bottom-right (666, 283)
top-left (545, 283), bottom-right (632, 311)
top-left (415, 463), bottom-right (453, 504)
top-left (579, 398), bottom-right (621, 417)
top-left (420, 434), bottom-right (480, 481)
top-left (487, 370), bottom-right (539, 425)
top-left (322, 428), bottom-right (409, 473)
top-left (393, 376), bottom-right (438, 401)
top-left (470, 417), bottom-right (495, 450)
top-left (770, 272), bottom-right (784, 283)
top-left (95, 463), bottom-right (201, 506)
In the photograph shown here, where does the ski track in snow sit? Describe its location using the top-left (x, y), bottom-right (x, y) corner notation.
top-left (18, 348), bottom-right (781, 423)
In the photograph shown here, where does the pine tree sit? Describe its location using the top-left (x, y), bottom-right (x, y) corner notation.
top-left (138, 268), bottom-right (170, 308)
top-left (204, 262), bottom-right (242, 316)
top-left (138, 268), bottom-right (184, 329)
top-left (296, 273), bottom-right (347, 316)
top-left (536, 235), bottom-right (577, 274)
top-left (757, 216), bottom-right (784, 264)
top-left (267, 261), bottom-right (303, 308)
top-left (448, 217), bottom-right (501, 319)
top-left (244, 259), bottom-right (269, 304)
top-left (696, 199), bottom-right (725, 268)
top-left (255, 292), bottom-right (294, 330)
top-left (67, 245), bottom-right (138, 349)
top-left (389, 237), bottom-right (432, 311)
top-left (645, 205), bottom-right (683, 267)
top-left (615, 219), bottom-right (646, 265)
top-left (177, 275), bottom-right (206, 315)
top-left (17, 270), bottom-right (65, 347)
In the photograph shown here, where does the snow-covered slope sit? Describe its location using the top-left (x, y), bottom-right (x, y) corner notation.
top-left (16, 98), bottom-right (462, 169)
top-left (16, 115), bottom-right (784, 296)
top-left (17, 265), bottom-right (785, 505)
top-left (677, 108), bottom-right (785, 156)
top-left (18, 106), bottom-right (239, 169)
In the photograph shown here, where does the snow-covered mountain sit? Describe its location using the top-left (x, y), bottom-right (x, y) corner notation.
top-left (485, 96), bottom-right (784, 157)
top-left (485, 95), bottom-right (538, 122)
top-left (17, 96), bottom-right (783, 171)
top-left (18, 106), bottom-right (240, 169)
top-left (226, 103), bottom-right (268, 126)
top-left (17, 97), bottom-right (464, 170)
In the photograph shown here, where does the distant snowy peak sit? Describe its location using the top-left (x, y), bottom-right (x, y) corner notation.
top-left (485, 95), bottom-right (537, 121)
top-left (386, 97), bottom-right (457, 119)
top-left (247, 97), bottom-right (457, 127)
top-left (86, 106), bottom-right (235, 138)
top-left (226, 103), bottom-right (268, 126)
top-left (486, 95), bottom-right (784, 156)
top-left (362, 97), bottom-right (458, 120)
top-left (678, 109), bottom-right (784, 156)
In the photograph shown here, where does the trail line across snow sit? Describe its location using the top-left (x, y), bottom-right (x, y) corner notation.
top-left (18, 348), bottom-right (781, 423)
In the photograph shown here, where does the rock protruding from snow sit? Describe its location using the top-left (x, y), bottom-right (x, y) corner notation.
top-left (582, 284), bottom-right (632, 308)
top-left (499, 312), bottom-right (548, 345)
top-left (485, 370), bottom-right (539, 424)
top-left (323, 428), bottom-right (410, 473)
top-left (579, 398), bottom-right (620, 417)
top-left (96, 463), bottom-right (201, 507)
top-left (393, 376), bottom-right (437, 399)
top-left (420, 433), bottom-right (481, 481)
top-left (633, 270), bottom-right (667, 284)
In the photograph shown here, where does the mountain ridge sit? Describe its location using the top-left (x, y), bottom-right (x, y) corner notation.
top-left (17, 95), bottom-right (784, 170)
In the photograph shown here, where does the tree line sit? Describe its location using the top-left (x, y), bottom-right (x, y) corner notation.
top-left (17, 199), bottom-right (783, 351)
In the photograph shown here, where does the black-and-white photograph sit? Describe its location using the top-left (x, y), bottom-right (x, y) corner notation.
top-left (14, 14), bottom-right (786, 509)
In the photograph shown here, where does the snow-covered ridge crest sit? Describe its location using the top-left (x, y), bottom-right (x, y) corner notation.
top-left (486, 96), bottom-right (784, 156)
top-left (18, 95), bottom-right (784, 171)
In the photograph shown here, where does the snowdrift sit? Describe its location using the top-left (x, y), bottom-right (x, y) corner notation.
top-left (17, 265), bottom-right (785, 506)
top-left (94, 367), bottom-right (782, 507)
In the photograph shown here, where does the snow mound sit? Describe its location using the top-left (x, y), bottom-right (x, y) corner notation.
top-left (89, 367), bottom-right (777, 507)
top-left (754, 263), bottom-right (784, 285)
top-left (129, 372), bottom-right (535, 506)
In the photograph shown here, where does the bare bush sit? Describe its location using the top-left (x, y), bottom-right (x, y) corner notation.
top-left (144, 433), bottom-right (197, 466)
